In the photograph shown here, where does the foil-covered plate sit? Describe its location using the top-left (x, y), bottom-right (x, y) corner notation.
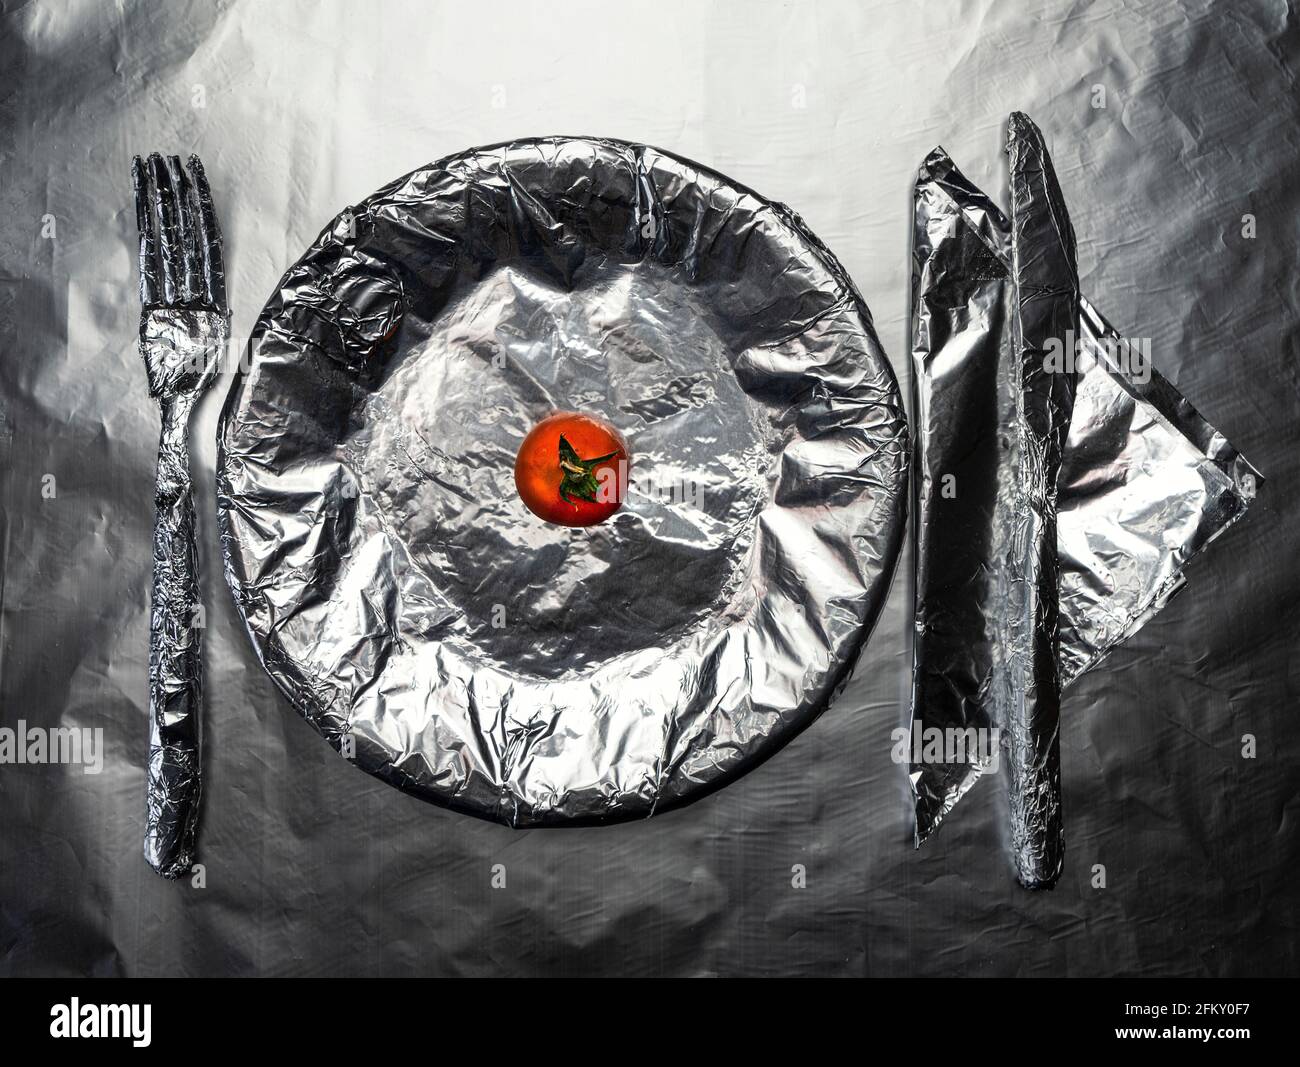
top-left (217, 137), bottom-right (909, 826)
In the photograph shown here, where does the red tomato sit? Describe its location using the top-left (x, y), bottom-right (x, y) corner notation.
top-left (514, 412), bottom-right (629, 527)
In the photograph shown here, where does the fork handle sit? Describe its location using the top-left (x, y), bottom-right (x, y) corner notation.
top-left (144, 394), bottom-right (204, 878)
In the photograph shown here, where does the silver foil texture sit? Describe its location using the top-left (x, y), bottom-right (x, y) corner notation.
top-left (909, 118), bottom-right (1261, 887)
top-left (216, 137), bottom-right (910, 826)
top-left (134, 154), bottom-right (230, 878)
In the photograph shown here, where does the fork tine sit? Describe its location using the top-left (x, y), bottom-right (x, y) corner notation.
top-left (186, 155), bottom-right (226, 311)
top-left (182, 177), bottom-right (207, 308)
top-left (132, 156), bottom-right (160, 306)
top-left (149, 153), bottom-right (183, 305)
top-left (167, 155), bottom-right (201, 305)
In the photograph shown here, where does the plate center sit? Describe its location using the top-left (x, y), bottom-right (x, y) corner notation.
top-left (350, 258), bottom-right (774, 679)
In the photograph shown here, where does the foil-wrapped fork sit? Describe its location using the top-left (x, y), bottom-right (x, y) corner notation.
top-left (131, 154), bottom-right (229, 878)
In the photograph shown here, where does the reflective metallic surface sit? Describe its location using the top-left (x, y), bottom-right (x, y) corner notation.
top-left (1, 0), bottom-right (1295, 975)
top-left (1000, 114), bottom-right (1078, 889)
top-left (1058, 299), bottom-right (1260, 686)
top-left (217, 137), bottom-right (908, 825)
top-left (134, 153), bottom-right (230, 878)
top-left (909, 135), bottom-right (1260, 884)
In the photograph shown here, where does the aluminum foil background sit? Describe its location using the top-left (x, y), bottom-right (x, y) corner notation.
top-left (1, 0), bottom-right (1297, 976)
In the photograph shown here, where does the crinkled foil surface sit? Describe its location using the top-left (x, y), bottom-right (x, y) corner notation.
top-left (2, 0), bottom-right (1297, 976)
top-left (908, 132), bottom-right (1261, 886)
top-left (217, 136), bottom-right (908, 826)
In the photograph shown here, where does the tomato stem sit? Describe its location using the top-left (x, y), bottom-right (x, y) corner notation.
top-left (557, 434), bottom-right (619, 506)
